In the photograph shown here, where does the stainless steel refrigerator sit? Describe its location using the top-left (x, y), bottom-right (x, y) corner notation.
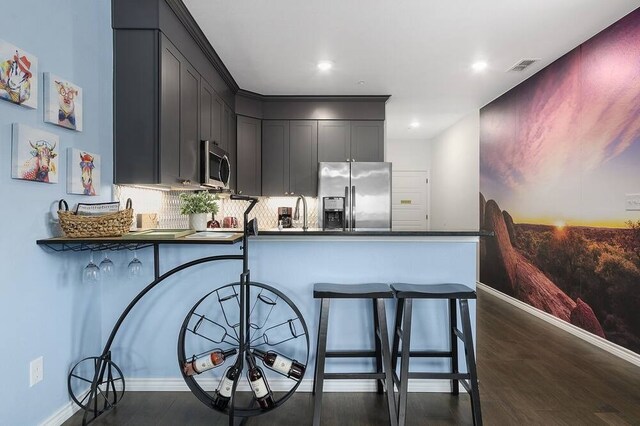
top-left (318, 162), bottom-right (392, 231)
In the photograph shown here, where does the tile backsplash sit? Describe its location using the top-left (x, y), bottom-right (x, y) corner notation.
top-left (114, 185), bottom-right (318, 230)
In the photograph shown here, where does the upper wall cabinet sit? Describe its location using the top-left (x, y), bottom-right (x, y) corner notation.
top-left (262, 120), bottom-right (318, 196)
top-left (237, 116), bottom-right (262, 195)
top-left (115, 31), bottom-right (202, 187)
top-left (200, 78), bottom-right (223, 151)
top-left (350, 121), bottom-right (384, 162)
top-left (318, 120), bottom-right (384, 163)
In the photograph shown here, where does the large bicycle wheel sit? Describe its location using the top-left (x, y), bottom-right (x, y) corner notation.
top-left (177, 281), bottom-right (309, 417)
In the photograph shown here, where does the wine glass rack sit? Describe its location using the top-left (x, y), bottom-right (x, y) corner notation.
top-left (37, 195), bottom-right (309, 425)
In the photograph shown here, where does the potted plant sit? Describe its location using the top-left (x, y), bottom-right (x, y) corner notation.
top-left (180, 191), bottom-right (219, 231)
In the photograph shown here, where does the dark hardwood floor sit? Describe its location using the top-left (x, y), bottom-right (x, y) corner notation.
top-left (65, 289), bottom-right (640, 425)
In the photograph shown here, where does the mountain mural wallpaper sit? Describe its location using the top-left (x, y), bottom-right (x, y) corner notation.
top-left (480, 8), bottom-right (640, 354)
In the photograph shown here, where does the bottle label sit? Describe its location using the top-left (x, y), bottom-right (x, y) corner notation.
top-left (272, 355), bottom-right (293, 376)
top-left (250, 377), bottom-right (268, 398)
top-left (219, 376), bottom-right (234, 397)
top-left (194, 355), bottom-right (216, 373)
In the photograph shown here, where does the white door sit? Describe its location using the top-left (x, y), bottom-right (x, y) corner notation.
top-left (392, 171), bottom-right (429, 231)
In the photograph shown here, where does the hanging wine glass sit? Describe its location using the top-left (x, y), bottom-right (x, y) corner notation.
top-left (83, 251), bottom-right (100, 285)
top-left (128, 249), bottom-right (143, 278)
top-left (99, 252), bottom-right (115, 280)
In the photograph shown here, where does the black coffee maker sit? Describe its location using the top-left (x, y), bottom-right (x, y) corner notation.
top-left (322, 197), bottom-right (345, 231)
top-left (278, 207), bottom-right (293, 228)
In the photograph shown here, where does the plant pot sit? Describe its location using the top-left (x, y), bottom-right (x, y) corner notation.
top-left (188, 213), bottom-right (208, 231)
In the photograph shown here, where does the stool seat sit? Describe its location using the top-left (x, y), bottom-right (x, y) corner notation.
top-left (313, 283), bottom-right (394, 299)
top-left (391, 283), bottom-right (476, 299)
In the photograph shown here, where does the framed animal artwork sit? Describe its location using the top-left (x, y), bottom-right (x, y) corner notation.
top-left (0, 40), bottom-right (38, 109)
top-left (44, 73), bottom-right (83, 131)
top-left (67, 148), bottom-right (100, 196)
top-left (11, 124), bottom-right (59, 183)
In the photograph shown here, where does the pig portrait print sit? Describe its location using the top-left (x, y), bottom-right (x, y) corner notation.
top-left (44, 73), bottom-right (83, 131)
top-left (0, 40), bottom-right (38, 109)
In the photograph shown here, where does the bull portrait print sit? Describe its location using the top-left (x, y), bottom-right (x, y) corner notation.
top-left (11, 124), bottom-right (59, 184)
top-left (44, 73), bottom-right (83, 131)
top-left (0, 40), bottom-right (38, 109)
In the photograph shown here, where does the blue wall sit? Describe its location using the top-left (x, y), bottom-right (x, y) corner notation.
top-left (0, 0), bottom-right (112, 424)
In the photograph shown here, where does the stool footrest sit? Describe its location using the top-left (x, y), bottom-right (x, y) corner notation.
top-left (324, 372), bottom-right (386, 380)
top-left (398, 350), bottom-right (453, 358)
top-left (454, 328), bottom-right (465, 341)
top-left (325, 350), bottom-right (378, 358)
top-left (407, 372), bottom-right (469, 380)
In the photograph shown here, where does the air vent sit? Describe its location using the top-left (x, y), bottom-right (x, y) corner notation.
top-left (508, 59), bottom-right (539, 72)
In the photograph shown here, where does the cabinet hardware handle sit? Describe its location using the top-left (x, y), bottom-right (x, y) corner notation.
top-left (346, 158), bottom-right (350, 162)
top-left (238, 191), bottom-right (243, 194)
top-left (285, 192), bottom-right (289, 195)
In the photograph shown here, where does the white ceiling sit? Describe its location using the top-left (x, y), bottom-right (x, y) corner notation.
top-left (184, 0), bottom-right (639, 140)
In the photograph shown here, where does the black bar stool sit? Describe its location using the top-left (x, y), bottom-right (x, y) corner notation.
top-left (390, 283), bottom-right (482, 426)
top-left (312, 283), bottom-right (398, 426)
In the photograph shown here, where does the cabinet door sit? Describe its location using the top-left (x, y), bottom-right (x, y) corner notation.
top-left (350, 121), bottom-right (384, 162)
top-left (179, 61), bottom-right (200, 184)
top-left (200, 78), bottom-right (223, 149)
top-left (221, 104), bottom-right (231, 154)
top-left (228, 110), bottom-right (237, 191)
top-left (237, 116), bottom-right (262, 195)
top-left (318, 121), bottom-right (350, 162)
top-left (159, 35), bottom-right (181, 185)
top-left (261, 120), bottom-right (290, 196)
top-left (289, 120), bottom-right (318, 196)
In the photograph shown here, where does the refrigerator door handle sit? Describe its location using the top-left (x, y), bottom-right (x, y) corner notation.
top-left (351, 185), bottom-right (356, 230)
top-left (344, 185), bottom-right (351, 231)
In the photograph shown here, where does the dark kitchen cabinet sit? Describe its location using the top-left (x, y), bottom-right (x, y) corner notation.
top-left (317, 120), bottom-right (384, 163)
top-left (289, 120), bottom-right (318, 196)
top-left (159, 34), bottom-right (199, 186)
top-left (318, 121), bottom-right (351, 162)
top-left (228, 109), bottom-right (237, 191)
top-left (350, 121), bottom-right (384, 162)
top-left (261, 120), bottom-right (318, 196)
top-left (237, 116), bottom-right (262, 195)
top-left (200, 78), bottom-right (223, 150)
top-left (262, 121), bottom-right (289, 196)
top-left (115, 31), bottom-right (204, 187)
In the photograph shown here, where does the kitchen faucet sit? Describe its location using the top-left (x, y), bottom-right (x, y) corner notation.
top-left (293, 194), bottom-right (308, 231)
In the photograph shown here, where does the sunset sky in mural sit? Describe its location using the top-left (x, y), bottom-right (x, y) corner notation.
top-left (480, 9), bottom-right (640, 228)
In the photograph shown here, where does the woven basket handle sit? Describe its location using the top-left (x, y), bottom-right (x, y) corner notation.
top-left (125, 198), bottom-right (133, 209)
top-left (58, 199), bottom-right (69, 211)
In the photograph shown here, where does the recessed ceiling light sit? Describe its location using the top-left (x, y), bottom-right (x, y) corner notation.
top-left (317, 61), bottom-right (333, 71)
top-left (472, 61), bottom-right (488, 72)
top-left (409, 121), bottom-right (420, 129)
top-left (357, 80), bottom-right (365, 85)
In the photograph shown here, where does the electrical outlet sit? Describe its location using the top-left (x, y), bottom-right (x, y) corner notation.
top-left (30, 356), bottom-right (43, 387)
top-left (626, 194), bottom-right (640, 211)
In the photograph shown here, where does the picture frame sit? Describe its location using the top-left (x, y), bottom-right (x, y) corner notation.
top-left (0, 39), bottom-right (38, 109)
top-left (44, 73), bottom-right (83, 131)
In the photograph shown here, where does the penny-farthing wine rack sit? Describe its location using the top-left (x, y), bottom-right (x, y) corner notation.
top-left (60, 195), bottom-right (309, 425)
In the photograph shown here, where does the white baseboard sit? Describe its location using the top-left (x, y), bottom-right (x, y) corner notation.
top-left (124, 377), bottom-right (451, 393)
top-left (477, 282), bottom-right (640, 367)
top-left (40, 390), bottom-right (88, 426)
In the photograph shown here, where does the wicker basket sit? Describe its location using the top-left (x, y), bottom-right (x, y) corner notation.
top-left (58, 199), bottom-right (134, 238)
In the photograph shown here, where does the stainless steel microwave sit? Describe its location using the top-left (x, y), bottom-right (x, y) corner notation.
top-left (201, 140), bottom-right (230, 188)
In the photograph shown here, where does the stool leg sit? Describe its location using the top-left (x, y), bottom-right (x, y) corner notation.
top-left (398, 298), bottom-right (412, 426)
top-left (460, 299), bottom-right (482, 426)
top-left (372, 298), bottom-right (384, 394)
top-left (313, 298), bottom-right (330, 426)
top-left (391, 298), bottom-right (405, 375)
top-left (376, 299), bottom-right (398, 426)
top-left (449, 298), bottom-right (459, 395)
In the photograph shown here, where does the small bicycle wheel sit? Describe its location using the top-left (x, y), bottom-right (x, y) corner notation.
top-left (177, 281), bottom-right (309, 417)
top-left (68, 356), bottom-right (125, 411)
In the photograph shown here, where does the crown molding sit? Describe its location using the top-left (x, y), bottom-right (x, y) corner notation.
top-left (237, 89), bottom-right (391, 103)
top-left (165, 0), bottom-right (240, 93)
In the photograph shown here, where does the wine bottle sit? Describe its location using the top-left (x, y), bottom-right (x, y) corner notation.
top-left (252, 348), bottom-right (305, 380)
top-left (247, 354), bottom-right (275, 409)
top-left (183, 348), bottom-right (237, 376)
top-left (214, 364), bottom-right (240, 409)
